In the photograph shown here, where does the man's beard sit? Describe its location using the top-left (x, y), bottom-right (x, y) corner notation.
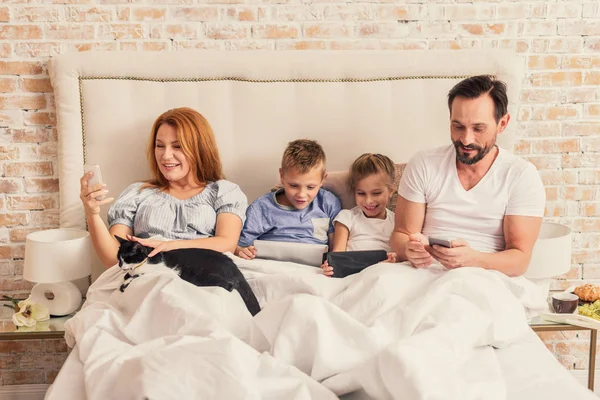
top-left (453, 140), bottom-right (495, 165)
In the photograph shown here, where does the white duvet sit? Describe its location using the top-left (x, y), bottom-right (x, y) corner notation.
top-left (58, 255), bottom-right (547, 400)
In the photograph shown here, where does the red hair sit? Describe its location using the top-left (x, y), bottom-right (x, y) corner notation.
top-left (144, 107), bottom-right (224, 190)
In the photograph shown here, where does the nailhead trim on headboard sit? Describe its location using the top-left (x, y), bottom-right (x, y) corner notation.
top-left (77, 74), bottom-right (483, 165)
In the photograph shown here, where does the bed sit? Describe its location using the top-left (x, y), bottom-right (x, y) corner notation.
top-left (44, 50), bottom-right (596, 399)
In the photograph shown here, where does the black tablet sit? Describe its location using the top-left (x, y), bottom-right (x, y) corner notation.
top-left (327, 250), bottom-right (388, 278)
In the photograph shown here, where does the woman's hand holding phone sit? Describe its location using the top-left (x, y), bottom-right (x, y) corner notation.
top-left (84, 165), bottom-right (105, 200)
top-left (80, 164), bottom-right (114, 216)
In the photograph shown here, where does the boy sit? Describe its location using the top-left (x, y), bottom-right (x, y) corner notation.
top-left (235, 139), bottom-right (342, 259)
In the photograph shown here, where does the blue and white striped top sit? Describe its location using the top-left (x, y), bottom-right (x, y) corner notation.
top-left (107, 180), bottom-right (247, 240)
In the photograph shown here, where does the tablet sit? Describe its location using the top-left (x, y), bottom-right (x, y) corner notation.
top-left (327, 250), bottom-right (388, 278)
top-left (253, 240), bottom-right (328, 267)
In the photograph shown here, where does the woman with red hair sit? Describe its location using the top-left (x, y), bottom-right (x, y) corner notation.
top-left (79, 107), bottom-right (247, 267)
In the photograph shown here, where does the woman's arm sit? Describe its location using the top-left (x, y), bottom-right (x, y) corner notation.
top-left (134, 213), bottom-right (243, 257)
top-left (196, 213), bottom-right (244, 253)
top-left (89, 218), bottom-right (131, 267)
top-left (80, 172), bottom-right (128, 268)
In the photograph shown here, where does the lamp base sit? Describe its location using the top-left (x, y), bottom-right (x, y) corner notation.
top-left (30, 281), bottom-right (83, 317)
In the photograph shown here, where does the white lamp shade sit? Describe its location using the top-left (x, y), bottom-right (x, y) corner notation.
top-left (24, 228), bottom-right (92, 283)
top-left (524, 222), bottom-right (572, 280)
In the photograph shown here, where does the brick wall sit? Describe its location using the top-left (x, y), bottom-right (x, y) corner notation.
top-left (0, 0), bottom-right (599, 384)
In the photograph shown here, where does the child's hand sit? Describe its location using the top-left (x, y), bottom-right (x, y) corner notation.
top-left (385, 252), bottom-right (397, 263)
top-left (235, 246), bottom-right (256, 260)
top-left (321, 260), bottom-right (334, 277)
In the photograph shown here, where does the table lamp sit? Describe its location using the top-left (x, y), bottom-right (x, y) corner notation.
top-left (524, 222), bottom-right (572, 296)
top-left (24, 228), bottom-right (91, 316)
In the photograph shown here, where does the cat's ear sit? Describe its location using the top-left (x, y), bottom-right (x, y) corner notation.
top-left (114, 235), bottom-right (127, 245)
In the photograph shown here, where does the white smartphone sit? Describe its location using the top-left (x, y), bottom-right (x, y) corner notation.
top-left (84, 164), bottom-right (105, 200)
top-left (428, 236), bottom-right (452, 248)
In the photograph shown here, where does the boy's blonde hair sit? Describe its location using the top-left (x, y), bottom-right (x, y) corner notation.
top-left (281, 139), bottom-right (326, 175)
top-left (348, 153), bottom-right (395, 191)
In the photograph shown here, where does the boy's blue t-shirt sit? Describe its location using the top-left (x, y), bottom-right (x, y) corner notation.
top-left (238, 188), bottom-right (342, 247)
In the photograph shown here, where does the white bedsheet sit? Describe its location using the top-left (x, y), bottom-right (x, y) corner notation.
top-left (46, 331), bottom-right (598, 400)
top-left (46, 256), bottom-right (596, 400)
top-left (498, 329), bottom-right (597, 400)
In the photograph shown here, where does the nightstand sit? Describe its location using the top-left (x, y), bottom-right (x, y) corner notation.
top-left (0, 315), bottom-right (72, 386)
top-left (530, 315), bottom-right (597, 391)
top-left (0, 315), bottom-right (72, 340)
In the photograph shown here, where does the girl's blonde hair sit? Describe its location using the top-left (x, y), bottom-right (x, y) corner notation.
top-left (145, 107), bottom-right (224, 190)
top-left (348, 153), bottom-right (395, 191)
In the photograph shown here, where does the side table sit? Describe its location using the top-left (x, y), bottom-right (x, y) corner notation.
top-left (0, 315), bottom-right (72, 340)
top-left (0, 315), bottom-right (72, 386)
top-left (530, 315), bottom-right (597, 391)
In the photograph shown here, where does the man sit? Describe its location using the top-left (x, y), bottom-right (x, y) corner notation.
top-left (391, 75), bottom-right (545, 277)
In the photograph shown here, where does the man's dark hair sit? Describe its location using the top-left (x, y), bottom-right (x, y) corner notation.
top-left (447, 75), bottom-right (508, 123)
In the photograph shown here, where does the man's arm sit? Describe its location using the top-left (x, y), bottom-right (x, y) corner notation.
top-left (430, 159), bottom-right (545, 276)
top-left (391, 196), bottom-right (432, 266)
top-left (477, 215), bottom-right (542, 276)
top-left (429, 215), bottom-right (542, 277)
top-left (480, 162), bottom-right (545, 276)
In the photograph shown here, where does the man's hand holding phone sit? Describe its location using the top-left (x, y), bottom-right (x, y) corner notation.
top-left (428, 236), bottom-right (477, 270)
top-left (405, 232), bottom-right (433, 268)
top-left (428, 236), bottom-right (452, 248)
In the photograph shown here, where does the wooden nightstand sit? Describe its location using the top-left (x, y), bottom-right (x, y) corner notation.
top-left (530, 315), bottom-right (597, 391)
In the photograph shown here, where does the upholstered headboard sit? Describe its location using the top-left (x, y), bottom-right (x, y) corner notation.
top-left (49, 50), bottom-right (524, 277)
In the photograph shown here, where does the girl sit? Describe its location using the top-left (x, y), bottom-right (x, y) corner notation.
top-left (80, 107), bottom-right (248, 267)
top-left (321, 153), bottom-right (397, 277)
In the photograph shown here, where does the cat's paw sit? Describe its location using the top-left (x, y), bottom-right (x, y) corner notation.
top-left (119, 274), bottom-right (138, 292)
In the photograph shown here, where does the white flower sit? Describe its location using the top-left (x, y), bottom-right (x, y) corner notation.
top-left (12, 312), bottom-right (36, 327)
top-left (16, 320), bottom-right (51, 332)
top-left (11, 297), bottom-right (50, 327)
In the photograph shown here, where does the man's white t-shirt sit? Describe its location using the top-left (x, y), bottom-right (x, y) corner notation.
top-left (334, 206), bottom-right (395, 252)
top-left (398, 145), bottom-right (546, 254)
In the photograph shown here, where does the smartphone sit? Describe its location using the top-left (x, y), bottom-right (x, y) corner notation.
top-left (428, 236), bottom-right (452, 248)
top-left (84, 164), bottom-right (105, 200)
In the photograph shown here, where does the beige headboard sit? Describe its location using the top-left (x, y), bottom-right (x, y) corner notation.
top-left (49, 50), bottom-right (524, 276)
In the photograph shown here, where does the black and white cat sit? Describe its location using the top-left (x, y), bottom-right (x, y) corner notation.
top-left (115, 236), bottom-right (261, 316)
